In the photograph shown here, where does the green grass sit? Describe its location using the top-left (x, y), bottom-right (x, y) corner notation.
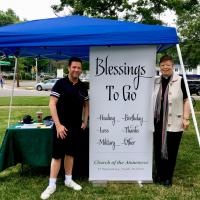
top-left (0, 97), bottom-right (200, 199)
top-left (194, 99), bottom-right (200, 111)
top-left (0, 96), bottom-right (49, 106)
top-left (0, 107), bottom-right (50, 143)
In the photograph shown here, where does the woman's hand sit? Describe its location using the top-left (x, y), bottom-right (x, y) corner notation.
top-left (56, 124), bottom-right (68, 139)
top-left (81, 122), bottom-right (87, 130)
top-left (182, 118), bottom-right (190, 130)
top-left (183, 99), bottom-right (190, 130)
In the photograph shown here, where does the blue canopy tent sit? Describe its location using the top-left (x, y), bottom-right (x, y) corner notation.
top-left (0, 15), bottom-right (178, 59)
top-left (0, 15), bottom-right (199, 145)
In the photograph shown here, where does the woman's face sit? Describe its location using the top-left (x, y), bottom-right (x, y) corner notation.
top-left (160, 60), bottom-right (173, 77)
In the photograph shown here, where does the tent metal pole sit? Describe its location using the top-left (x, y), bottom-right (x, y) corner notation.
top-left (176, 44), bottom-right (200, 147)
top-left (8, 57), bottom-right (17, 128)
top-left (35, 58), bottom-right (38, 83)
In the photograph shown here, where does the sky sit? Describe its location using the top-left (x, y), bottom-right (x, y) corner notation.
top-left (0, 0), bottom-right (61, 20)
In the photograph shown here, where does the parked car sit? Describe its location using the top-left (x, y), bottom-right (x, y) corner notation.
top-left (39, 73), bottom-right (56, 80)
top-left (35, 79), bottom-right (59, 91)
top-left (187, 80), bottom-right (200, 96)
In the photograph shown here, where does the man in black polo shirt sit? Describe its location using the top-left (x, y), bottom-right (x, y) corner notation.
top-left (41, 57), bottom-right (89, 200)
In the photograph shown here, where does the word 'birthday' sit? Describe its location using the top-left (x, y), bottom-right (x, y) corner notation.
top-left (123, 114), bottom-right (144, 126)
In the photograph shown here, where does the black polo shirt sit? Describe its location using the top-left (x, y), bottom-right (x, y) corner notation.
top-left (50, 77), bottom-right (89, 129)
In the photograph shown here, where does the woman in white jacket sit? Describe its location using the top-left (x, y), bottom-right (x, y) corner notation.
top-left (153, 55), bottom-right (190, 187)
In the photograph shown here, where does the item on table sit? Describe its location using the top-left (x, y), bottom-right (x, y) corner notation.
top-left (36, 111), bottom-right (43, 123)
top-left (23, 115), bottom-right (33, 124)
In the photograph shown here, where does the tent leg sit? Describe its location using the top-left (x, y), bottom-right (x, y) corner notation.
top-left (7, 57), bottom-right (17, 128)
top-left (35, 58), bottom-right (38, 83)
top-left (176, 44), bottom-right (200, 147)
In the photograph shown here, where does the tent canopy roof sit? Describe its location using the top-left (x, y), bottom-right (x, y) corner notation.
top-left (0, 15), bottom-right (178, 60)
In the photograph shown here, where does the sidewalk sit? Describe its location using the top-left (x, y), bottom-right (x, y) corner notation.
top-left (4, 80), bottom-right (36, 90)
top-left (0, 82), bottom-right (50, 97)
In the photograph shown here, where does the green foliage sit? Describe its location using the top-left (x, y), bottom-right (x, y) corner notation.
top-left (126, 0), bottom-right (199, 25)
top-left (177, 3), bottom-right (200, 68)
top-left (179, 42), bottom-right (200, 68)
top-left (0, 9), bottom-right (20, 26)
top-left (18, 58), bottom-right (51, 73)
top-left (194, 99), bottom-right (200, 112)
top-left (53, 0), bottom-right (188, 22)
top-left (52, 0), bottom-right (200, 68)
top-left (17, 57), bottom-right (51, 78)
top-left (3, 57), bottom-right (52, 80)
top-left (52, 0), bottom-right (198, 25)
top-left (125, 0), bottom-right (167, 24)
top-left (52, 0), bottom-right (130, 19)
top-left (82, 61), bottom-right (89, 71)
top-left (20, 71), bottom-right (32, 80)
top-left (136, 1), bottom-right (200, 68)
top-left (168, 0), bottom-right (199, 16)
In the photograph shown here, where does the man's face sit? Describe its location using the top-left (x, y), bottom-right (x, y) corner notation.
top-left (68, 61), bottom-right (82, 79)
top-left (160, 60), bottom-right (173, 77)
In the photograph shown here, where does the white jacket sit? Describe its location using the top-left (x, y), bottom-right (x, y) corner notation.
top-left (153, 73), bottom-right (183, 132)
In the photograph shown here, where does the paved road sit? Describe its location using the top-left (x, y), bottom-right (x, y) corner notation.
top-left (0, 81), bottom-right (50, 96)
top-left (0, 80), bottom-right (200, 99)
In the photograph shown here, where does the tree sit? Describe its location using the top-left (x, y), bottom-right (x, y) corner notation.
top-left (176, 3), bottom-right (200, 68)
top-left (52, 0), bottom-right (200, 68)
top-left (125, 0), bottom-right (199, 25)
top-left (124, 0), bottom-right (169, 24)
top-left (16, 57), bottom-right (51, 81)
top-left (52, 0), bottom-right (199, 23)
top-left (0, 9), bottom-right (20, 26)
top-left (161, 2), bottom-right (200, 68)
top-left (19, 58), bottom-right (50, 73)
top-left (51, 0), bottom-right (130, 19)
top-left (126, 0), bottom-right (199, 68)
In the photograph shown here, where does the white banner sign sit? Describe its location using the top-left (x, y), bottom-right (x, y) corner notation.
top-left (89, 46), bottom-right (156, 181)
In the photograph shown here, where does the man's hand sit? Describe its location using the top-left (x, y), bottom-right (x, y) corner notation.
top-left (56, 124), bottom-right (68, 139)
top-left (182, 118), bottom-right (190, 130)
top-left (81, 122), bottom-right (87, 130)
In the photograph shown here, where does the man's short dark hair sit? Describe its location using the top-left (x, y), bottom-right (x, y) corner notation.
top-left (68, 57), bottom-right (82, 66)
top-left (159, 55), bottom-right (173, 64)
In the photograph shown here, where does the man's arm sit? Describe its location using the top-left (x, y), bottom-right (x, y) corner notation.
top-left (49, 96), bottom-right (68, 139)
top-left (81, 100), bottom-right (89, 130)
top-left (182, 98), bottom-right (190, 129)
